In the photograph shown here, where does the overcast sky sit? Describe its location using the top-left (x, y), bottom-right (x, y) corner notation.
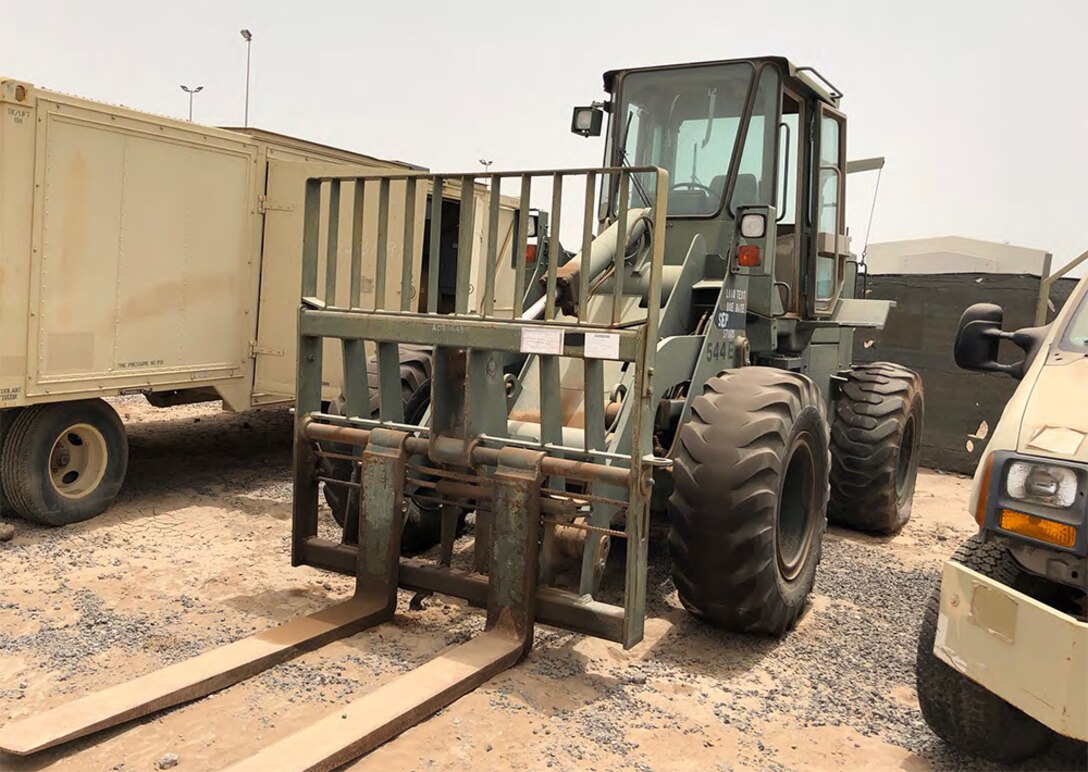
top-left (3, 0), bottom-right (1085, 271)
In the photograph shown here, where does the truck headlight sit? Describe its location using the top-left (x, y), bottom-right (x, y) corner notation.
top-left (1005, 461), bottom-right (1078, 508)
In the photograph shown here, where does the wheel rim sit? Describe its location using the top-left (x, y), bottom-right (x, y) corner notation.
top-left (895, 413), bottom-right (917, 506)
top-left (49, 423), bottom-right (109, 500)
top-left (777, 435), bottom-right (817, 581)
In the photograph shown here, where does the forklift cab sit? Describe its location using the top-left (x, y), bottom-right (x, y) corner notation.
top-left (573, 57), bottom-right (850, 321)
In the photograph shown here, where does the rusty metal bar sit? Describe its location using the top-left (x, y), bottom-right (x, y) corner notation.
top-left (292, 541), bottom-right (627, 643)
top-left (619, 171), bottom-right (668, 646)
top-left (304, 421), bottom-right (631, 488)
top-left (544, 174), bottom-right (562, 320)
top-left (578, 171), bottom-right (596, 318)
top-left (612, 174), bottom-right (629, 324)
top-left (226, 633), bottom-right (522, 772)
top-left (374, 343), bottom-right (403, 423)
top-left (316, 475), bottom-right (359, 489)
top-left (540, 487), bottom-right (627, 507)
top-left (455, 176), bottom-right (476, 314)
top-left (324, 180), bottom-right (341, 304)
top-left (0, 599), bottom-right (388, 756)
top-left (411, 491), bottom-right (574, 518)
top-left (513, 175), bottom-right (531, 311)
top-left (542, 518), bottom-right (626, 539)
top-left (301, 180), bottom-right (321, 299)
top-left (483, 176), bottom-right (500, 316)
top-left (583, 360), bottom-right (606, 452)
top-left (538, 352), bottom-right (562, 458)
top-left (400, 178), bottom-right (417, 312)
top-left (304, 164), bottom-right (659, 184)
top-left (298, 309), bottom-right (644, 357)
top-left (341, 338), bottom-right (369, 419)
top-left (374, 178), bottom-right (391, 310)
top-left (427, 178), bottom-right (443, 314)
top-left (292, 310), bottom-right (323, 558)
top-left (349, 180), bottom-right (365, 308)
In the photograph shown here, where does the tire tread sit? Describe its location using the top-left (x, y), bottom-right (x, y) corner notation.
top-left (668, 367), bottom-right (830, 635)
top-left (829, 362), bottom-right (923, 534)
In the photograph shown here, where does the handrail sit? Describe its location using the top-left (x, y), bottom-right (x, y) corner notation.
top-left (1035, 248), bottom-right (1088, 325)
top-left (795, 66), bottom-right (843, 101)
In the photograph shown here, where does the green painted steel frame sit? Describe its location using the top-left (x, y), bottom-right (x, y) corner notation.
top-left (291, 166), bottom-right (668, 648)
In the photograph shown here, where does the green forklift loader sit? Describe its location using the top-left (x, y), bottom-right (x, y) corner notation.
top-left (0, 56), bottom-right (924, 770)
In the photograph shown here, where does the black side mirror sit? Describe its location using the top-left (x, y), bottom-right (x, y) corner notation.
top-left (954, 303), bottom-right (1050, 380)
top-left (954, 303), bottom-right (1003, 372)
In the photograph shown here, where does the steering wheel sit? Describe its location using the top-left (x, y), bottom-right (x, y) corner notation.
top-left (670, 181), bottom-right (716, 196)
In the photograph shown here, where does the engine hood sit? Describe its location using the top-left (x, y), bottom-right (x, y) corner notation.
top-left (1017, 354), bottom-right (1088, 463)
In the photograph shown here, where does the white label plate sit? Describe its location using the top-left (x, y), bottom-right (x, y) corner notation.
top-left (584, 332), bottom-right (620, 360)
top-left (520, 327), bottom-right (564, 355)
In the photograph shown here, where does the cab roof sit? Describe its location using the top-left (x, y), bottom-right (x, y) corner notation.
top-left (602, 56), bottom-right (842, 107)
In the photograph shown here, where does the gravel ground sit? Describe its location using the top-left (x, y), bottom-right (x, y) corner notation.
top-left (0, 398), bottom-right (1085, 771)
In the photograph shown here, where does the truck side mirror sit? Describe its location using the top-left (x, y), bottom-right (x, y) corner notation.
top-left (954, 303), bottom-right (1004, 372)
top-left (954, 303), bottom-right (1050, 381)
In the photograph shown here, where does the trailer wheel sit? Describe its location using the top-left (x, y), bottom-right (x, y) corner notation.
top-left (828, 362), bottom-right (924, 534)
top-left (668, 367), bottom-right (829, 635)
top-left (322, 347), bottom-right (445, 554)
top-left (916, 536), bottom-right (1053, 763)
top-left (0, 399), bottom-right (128, 526)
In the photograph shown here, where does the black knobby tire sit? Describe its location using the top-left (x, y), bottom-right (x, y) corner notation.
top-left (828, 362), bottom-right (924, 534)
top-left (668, 367), bottom-right (830, 635)
top-left (322, 347), bottom-right (444, 554)
top-left (0, 399), bottom-right (128, 526)
top-left (915, 536), bottom-right (1053, 763)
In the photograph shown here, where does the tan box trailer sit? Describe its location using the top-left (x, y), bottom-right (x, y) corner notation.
top-left (0, 77), bottom-right (523, 525)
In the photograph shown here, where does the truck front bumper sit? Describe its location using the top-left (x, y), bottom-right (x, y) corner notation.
top-left (935, 560), bottom-right (1088, 741)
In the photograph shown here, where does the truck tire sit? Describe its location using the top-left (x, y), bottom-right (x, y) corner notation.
top-left (0, 407), bottom-right (24, 517)
top-left (828, 362), bottom-right (923, 534)
top-left (0, 399), bottom-right (128, 526)
top-left (322, 347), bottom-right (444, 554)
top-left (916, 536), bottom-right (1053, 763)
top-left (668, 367), bottom-right (829, 635)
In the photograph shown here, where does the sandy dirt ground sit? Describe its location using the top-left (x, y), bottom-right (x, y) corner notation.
top-left (0, 398), bottom-right (1084, 771)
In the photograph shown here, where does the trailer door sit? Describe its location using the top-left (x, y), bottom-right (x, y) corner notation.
top-left (27, 97), bottom-right (258, 404)
top-left (252, 159), bottom-right (426, 405)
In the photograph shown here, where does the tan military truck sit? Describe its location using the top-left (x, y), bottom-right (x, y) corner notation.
top-left (916, 266), bottom-right (1088, 762)
top-left (0, 77), bottom-right (523, 525)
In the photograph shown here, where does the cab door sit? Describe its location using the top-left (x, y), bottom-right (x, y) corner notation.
top-left (805, 103), bottom-right (847, 317)
top-left (773, 87), bottom-right (806, 314)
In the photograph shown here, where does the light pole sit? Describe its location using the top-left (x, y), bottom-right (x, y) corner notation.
top-left (479, 159), bottom-right (493, 173)
top-left (180, 84), bottom-right (203, 121)
top-left (240, 28), bottom-right (253, 126)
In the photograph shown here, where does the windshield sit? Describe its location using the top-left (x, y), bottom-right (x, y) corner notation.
top-left (1059, 283), bottom-right (1088, 352)
top-left (611, 62), bottom-right (778, 217)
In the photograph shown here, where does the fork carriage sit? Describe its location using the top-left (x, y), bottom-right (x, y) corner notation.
top-left (296, 166), bottom-right (669, 649)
